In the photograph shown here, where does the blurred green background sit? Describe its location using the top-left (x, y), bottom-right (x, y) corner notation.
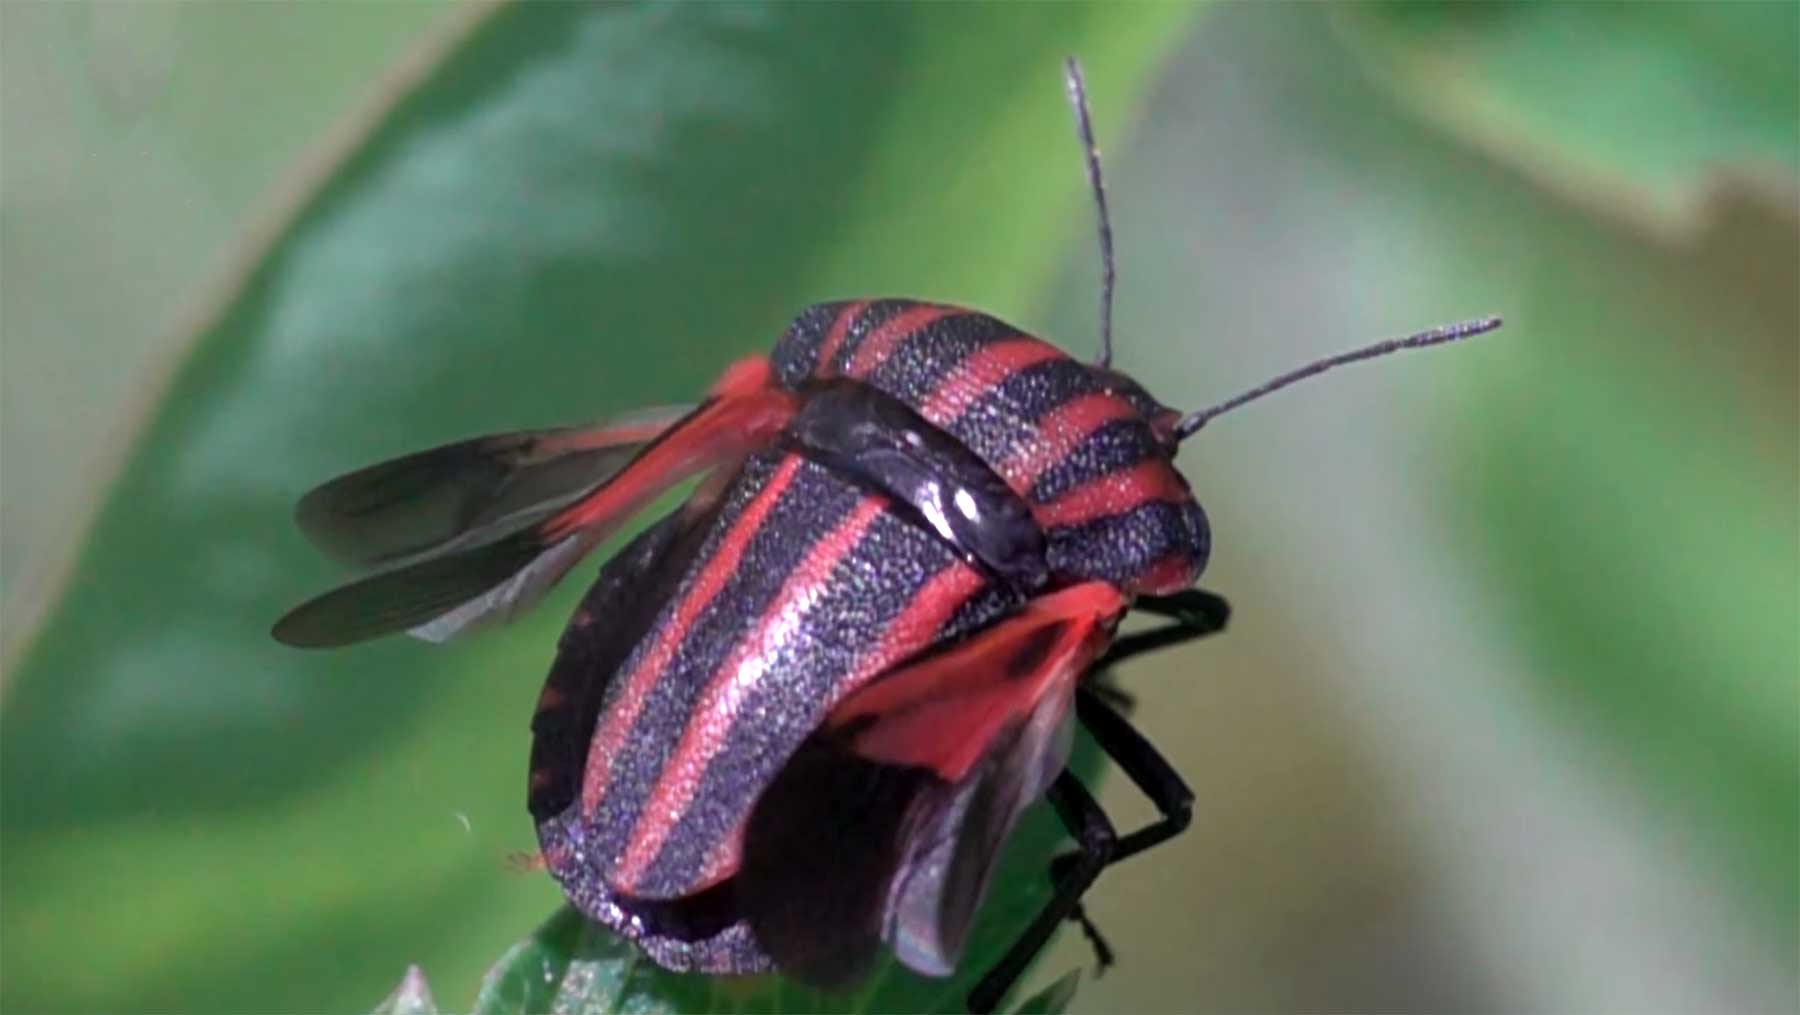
top-left (3, 3), bottom-right (1794, 1013)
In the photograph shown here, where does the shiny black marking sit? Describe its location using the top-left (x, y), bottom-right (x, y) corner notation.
top-left (785, 381), bottom-right (1047, 591)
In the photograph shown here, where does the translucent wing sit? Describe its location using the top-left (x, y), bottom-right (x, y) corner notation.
top-left (273, 528), bottom-right (576, 648)
top-left (295, 407), bottom-right (691, 568)
top-left (274, 358), bottom-right (796, 648)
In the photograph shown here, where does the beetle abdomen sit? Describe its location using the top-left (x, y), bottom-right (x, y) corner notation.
top-left (772, 300), bottom-right (1208, 594)
top-left (540, 450), bottom-right (1019, 914)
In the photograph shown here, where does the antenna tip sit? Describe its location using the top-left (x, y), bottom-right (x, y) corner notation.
top-left (1419, 315), bottom-right (1504, 346)
top-left (1174, 311), bottom-right (1508, 440)
top-left (1064, 56), bottom-right (1085, 93)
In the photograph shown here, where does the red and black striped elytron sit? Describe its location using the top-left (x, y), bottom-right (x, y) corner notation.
top-left (275, 60), bottom-right (1500, 1013)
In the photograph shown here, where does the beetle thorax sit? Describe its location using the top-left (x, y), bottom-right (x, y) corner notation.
top-left (771, 299), bottom-right (1210, 597)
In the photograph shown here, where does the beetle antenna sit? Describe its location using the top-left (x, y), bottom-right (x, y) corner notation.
top-left (1174, 316), bottom-right (1504, 440)
top-left (1064, 57), bottom-right (1116, 369)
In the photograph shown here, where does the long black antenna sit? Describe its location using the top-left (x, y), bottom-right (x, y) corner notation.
top-left (1063, 57), bottom-right (1116, 368)
top-left (1175, 316), bottom-right (1504, 440)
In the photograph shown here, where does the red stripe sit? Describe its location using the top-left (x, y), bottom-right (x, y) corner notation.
top-left (826, 563), bottom-right (988, 712)
top-left (612, 496), bottom-right (889, 889)
top-left (578, 455), bottom-right (805, 816)
top-left (919, 337), bottom-right (1063, 427)
top-left (710, 355), bottom-right (776, 398)
top-left (543, 387), bottom-right (794, 540)
top-left (671, 564), bottom-right (987, 891)
top-left (536, 416), bottom-right (681, 454)
top-left (845, 303), bottom-right (955, 379)
top-left (832, 581), bottom-right (1125, 781)
top-left (1035, 460), bottom-right (1192, 528)
top-left (1133, 551), bottom-right (1202, 596)
top-left (813, 301), bottom-right (868, 379)
top-left (996, 392), bottom-right (1139, 494)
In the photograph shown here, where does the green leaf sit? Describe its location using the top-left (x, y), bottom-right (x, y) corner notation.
top-left (0, 3), bottom-right (1198, 1013)
top-left (1444, 208), bottom-right (1800, 948)
top-left (1009, 968), bottom-right (1081, 1015)
top-left (1332, 1), bottom-right (1800, 236)
top-left (373, 966), bottom-right (441, 1015)
top-left (0, 0), bottom-right (452, 600)
top-left (473, 906), bottom-right (1084, 1015)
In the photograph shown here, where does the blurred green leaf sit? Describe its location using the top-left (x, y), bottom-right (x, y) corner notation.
top-left (1442, 173), bottom-right (1798, 952)
top-left (373, 966), bottom-right (441, 1015)
top-left (472, 906), bottom-right (1081, 1015)
top-left (1009, 968), bottom-right (1081, 1015)
top-left (1084, 6), bottom-right (1797, 1006)
top-left (1332, 1), bottom-right (1800, 235)
top-left (1324, 0), bottom-right (1800, 954)
top-left (472, 906), bottom-right (670, 1015)
top-left (0, 3), bottom-right (1197, 1013)
top-left (0, 0), bottom-right (452, 599)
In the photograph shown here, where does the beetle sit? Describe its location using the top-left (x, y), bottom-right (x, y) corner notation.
top-left (274, 59), bottom-right (1500, 1013)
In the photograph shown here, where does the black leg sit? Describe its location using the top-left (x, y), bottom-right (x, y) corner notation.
top-left (966, 772), bottom-right (1115, 1015)
top-left (1085, 670), bottom-right (1135, 715)
top-left (1095, 587), bottom-right (1230, 671)
top-left (1062, 685), bottom-right (1193, 871)
top-left (967, 590), bottom-right (1224, 1011)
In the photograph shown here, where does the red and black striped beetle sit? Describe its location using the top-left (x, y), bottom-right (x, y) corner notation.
top-left (275, 60), bottom-right (1499, 1013)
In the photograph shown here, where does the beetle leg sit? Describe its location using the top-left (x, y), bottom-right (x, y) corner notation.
top-left (1008, 683), bottom-right (1200, 1001)
top-left (1050, 685), bottom-right (1195, 894)
top-left (966, 771), bottom-right (1115, 1015)
top-left (1134, 586), bottom-right (1231, 626)
top-left (1084, 672), bottom-right (1136, 715)
top-left (1094, 587), bottom-right (1230, 671)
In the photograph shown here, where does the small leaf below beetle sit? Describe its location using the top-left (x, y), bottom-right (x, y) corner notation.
top-left (372, 965), bottom-right (440, 1015)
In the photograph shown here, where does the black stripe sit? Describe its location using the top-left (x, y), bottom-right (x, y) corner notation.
top-left (784, 380), bottom-right (1048, 592)
top-left (941, 581), bottom-right (1021, 644)
top-left (770, 301), bottom-right (848, 390)
top-left (581, 453), bottom-right (861, 886)
top-left (826, 299), bottom-right (911, 377)
top-left (1027, 417), bottom-right (1166, 504)
top-left (635, 510), bottom-right (965, 896)
top-left (529, 501), bottom-right (719, 821)
top-left (613, 877), bottom-right (743, 942)
top-left (1005, 621), bottom-right (1068, 679)
top-left (1102, 370), bottom-right (1170, 421)
top-left (1045, 499), bottom-right (1211, 588)
top-left (864, 310), bottom-right (1015, 411)
top-left (946, 357), bottom-right (1109, 466)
